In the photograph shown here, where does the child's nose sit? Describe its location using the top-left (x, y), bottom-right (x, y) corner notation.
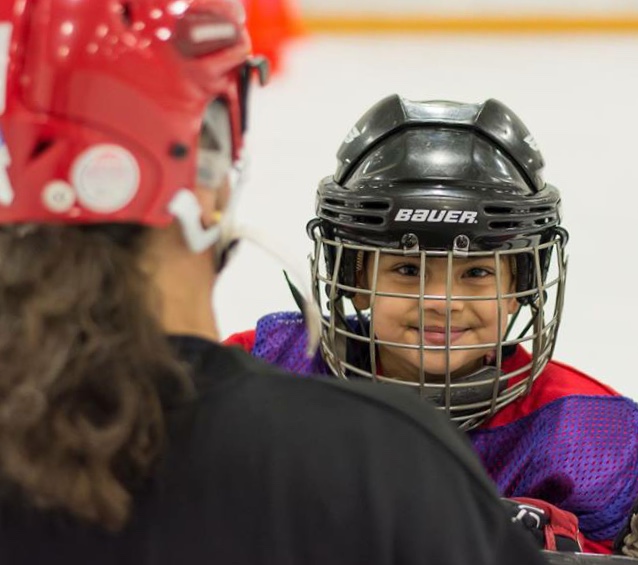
top-left (420, 277), bottom-right (464, 313)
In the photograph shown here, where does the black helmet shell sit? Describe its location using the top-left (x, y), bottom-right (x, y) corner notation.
top-left (318, 95), bottom-right (561, 253)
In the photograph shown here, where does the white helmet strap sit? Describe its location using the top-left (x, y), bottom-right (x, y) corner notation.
top-left (168, 188), bottom-right (221, 253)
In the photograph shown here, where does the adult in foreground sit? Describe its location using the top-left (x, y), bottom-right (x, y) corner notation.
top-left (0, 2), bottom-right (548, 564)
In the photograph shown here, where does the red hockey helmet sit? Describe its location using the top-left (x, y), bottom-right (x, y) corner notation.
top-left (0, 0), bottom-right (265, 227)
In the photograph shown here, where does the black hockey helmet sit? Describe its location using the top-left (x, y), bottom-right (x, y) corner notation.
top-left (307, 95), bottom-right (569, 429)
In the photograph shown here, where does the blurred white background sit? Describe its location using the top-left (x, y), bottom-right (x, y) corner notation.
top-left (216, 30), bottom-right (638, 399)
top-left (298, 0), bottom-right (636, 14)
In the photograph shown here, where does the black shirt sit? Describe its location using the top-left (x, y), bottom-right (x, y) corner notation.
top-left (0, 335), bottom-right (547, 565)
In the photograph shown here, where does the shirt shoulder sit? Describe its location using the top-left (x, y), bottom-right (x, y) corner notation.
top-left (163, 336), bottom-right (546, 565)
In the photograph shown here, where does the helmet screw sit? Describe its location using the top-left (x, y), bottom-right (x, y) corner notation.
top-left (401, 233), bottom-right (419, 250)
top-left (454, 235), bottom-right (470, 249)
top-left (169, 143), bottom-right (189, 159)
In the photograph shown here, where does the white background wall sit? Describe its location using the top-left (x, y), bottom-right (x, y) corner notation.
top-left (216, 32), bottom-right (638, 400)
top-left (298, 0), bottom-right (638, 16)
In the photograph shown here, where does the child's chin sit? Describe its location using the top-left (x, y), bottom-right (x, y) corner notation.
top-left (413, 360), bottom-right (485, 383)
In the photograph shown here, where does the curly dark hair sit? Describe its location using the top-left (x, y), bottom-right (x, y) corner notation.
top-left (0, 224), bottom-right (192, 530)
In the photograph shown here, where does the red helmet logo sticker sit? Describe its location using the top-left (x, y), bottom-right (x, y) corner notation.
top-left (71, 145), bottom-right (140, 214)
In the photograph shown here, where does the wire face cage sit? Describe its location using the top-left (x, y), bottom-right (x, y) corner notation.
top-left (309, 228), bottom-right (568, 430)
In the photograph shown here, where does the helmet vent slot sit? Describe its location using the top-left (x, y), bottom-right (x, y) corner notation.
top-left (488, 220), bottom-right (521, 229)
top-left (486, 205), bottom-right (554, 216)
top-left (30, 139), bottom-right (53, 160)
top-left (322, 198), bottom-right (389, 210)
top-left (485, 204), bottom-right (556, 230)
top-left (358, 200), bottom-right (390, 211)
top-left (351, 215), bottom-right (384, 225)
top-left (119, 1), bottom-right (133, 27)
top-left (484, 206), bottom-right (514, 215)
top-left (319, 205), bottom-right (384, 226)
top-left (534, 216), bottom-right (555, 226)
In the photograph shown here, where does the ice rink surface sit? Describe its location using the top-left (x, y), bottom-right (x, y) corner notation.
top-left (216, 32), bottom-right (638, 399)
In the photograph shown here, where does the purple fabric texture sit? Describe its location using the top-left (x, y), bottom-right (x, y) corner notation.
top-left (252, 311), bottom-right (328, 375)
top-left (250, 311), bottom-right (638, 542)
top-left (469, 396), bottom-right (638, 541)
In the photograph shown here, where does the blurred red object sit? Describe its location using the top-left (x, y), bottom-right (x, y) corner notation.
top-left (243, 0), bottom-right (304, 74)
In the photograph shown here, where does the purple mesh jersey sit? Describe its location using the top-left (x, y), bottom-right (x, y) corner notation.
top-left (252, 311), bottom-right (329, 375)
top-left (249, 311), bottom-right (638, 548)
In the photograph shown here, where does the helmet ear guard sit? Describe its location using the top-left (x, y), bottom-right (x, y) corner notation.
top-left (326, 246), bottom-right (360, 299)
top-left (307, 218), bottom-right (361, 300)
top-left (514, 226), bottom-right (569, 305)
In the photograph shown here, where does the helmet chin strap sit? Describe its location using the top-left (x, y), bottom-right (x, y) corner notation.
top-left (168, 188), bottom-right (221, 253)
top-left (168, 155), bottom-right (247, 256)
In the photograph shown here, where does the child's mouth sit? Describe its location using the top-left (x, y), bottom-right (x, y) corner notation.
top-left (414, 326), bottom-right (468, 346)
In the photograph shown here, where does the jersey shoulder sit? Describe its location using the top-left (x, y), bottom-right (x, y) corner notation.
top-left (485, 346), bottom-right (622, 428)
top-left (223, 329), bottom-right (256, 351)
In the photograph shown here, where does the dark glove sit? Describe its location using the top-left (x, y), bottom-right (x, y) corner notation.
top-left (502, 497), bottom-right (584, 552)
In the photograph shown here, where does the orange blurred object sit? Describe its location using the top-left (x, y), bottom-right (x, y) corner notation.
top-left (243, 0), bottom-right (305, 74)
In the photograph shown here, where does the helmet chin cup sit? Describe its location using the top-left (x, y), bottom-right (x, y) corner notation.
top-left (419, 365), bottom-right (505, 409)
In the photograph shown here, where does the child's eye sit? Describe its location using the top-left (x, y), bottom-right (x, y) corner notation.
top-left (464, 267), bottom-right (493, 278)
top-left (395, 264), bottom-right (420, 277)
